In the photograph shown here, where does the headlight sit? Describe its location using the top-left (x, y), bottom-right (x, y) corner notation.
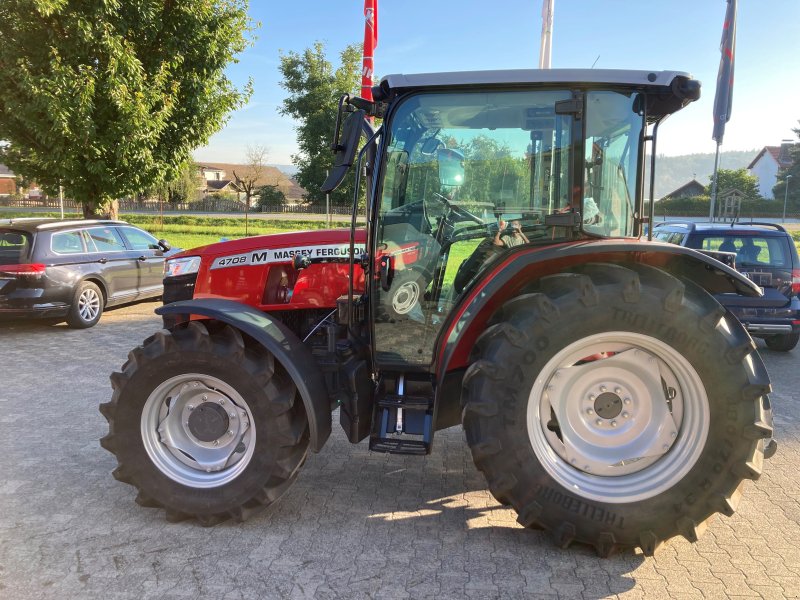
top-left (165, 256), bottom-right (201, 278)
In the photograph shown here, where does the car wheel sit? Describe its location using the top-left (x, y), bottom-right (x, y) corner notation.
top-left (764, 331), bottom-right (799, 352)
top-left (66, 281), bottom-right (103, 328)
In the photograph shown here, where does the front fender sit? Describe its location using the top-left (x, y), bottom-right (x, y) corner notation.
top-left (156, 298), bottom-right (331, 452)
top-left (435, 238), bottom-right (761, 377)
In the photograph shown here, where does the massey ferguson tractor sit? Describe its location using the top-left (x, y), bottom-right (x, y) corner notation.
top-left (100, 69), bottom-right (776, 556)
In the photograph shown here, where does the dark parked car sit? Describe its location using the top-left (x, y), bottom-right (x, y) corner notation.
top-left (0, 218), bottom-right (177, 328)
top-left (652, 221), bottom-right (800, 351)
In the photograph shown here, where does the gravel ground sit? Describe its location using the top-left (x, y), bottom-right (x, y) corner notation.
top-left (1, 300), bottom-right (798, 599)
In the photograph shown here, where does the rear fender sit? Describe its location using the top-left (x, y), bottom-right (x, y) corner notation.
top-left (156, 298), bottom-right (331, 452)
top-left (435, 238), bottom-right (761, 378)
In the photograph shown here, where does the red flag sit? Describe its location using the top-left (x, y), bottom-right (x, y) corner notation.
top-left (362, 0), bottom-right (377, 101)
top-left (712, 0), bottom-right (737, 143)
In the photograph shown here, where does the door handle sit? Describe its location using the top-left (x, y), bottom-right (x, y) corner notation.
top-left (138, 255), bottom-right (147, 262)
top-left (97, 258), bottom-right (108, 264)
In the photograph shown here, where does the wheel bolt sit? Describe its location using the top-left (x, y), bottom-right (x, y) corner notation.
top-left (662, 444), bottom-right (669, 451)
top-left (614, 388), bottom-right (621, 395)
top-left (187, 404), bottom-right (194, 411)
top-left (611, 420), bottom-right (617, 427)
top-left (671, 431), bottom-right (677, 438)
top-left (229, 412), bottom-right (236, 418)
top-left (595, 419), bottom-right (603, 426)
top-left (622, 412), bottom-right (629, 419)
top-left (228, 430), bottom-right (234, 436)
top-left (624, 398), bottom-right (631, 405)
top-left (218, 398), bottom-right (225, 405)
top-left (587, 408), bottom-right (594, 415)
top-left (589, 394), bottom-right (596, 401)
top-left (213, 440), bottom-right (219, 446)
top-left (202, 395), bottom-right (208, 401)
top-left (600, 386), bottom-right (607, 392)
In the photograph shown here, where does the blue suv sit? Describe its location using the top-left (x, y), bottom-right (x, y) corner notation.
top-left (652, 221), bottom-right (800, 351)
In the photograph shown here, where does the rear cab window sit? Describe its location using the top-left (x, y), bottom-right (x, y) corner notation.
top-left (0, 229), bottom-right (32, 263)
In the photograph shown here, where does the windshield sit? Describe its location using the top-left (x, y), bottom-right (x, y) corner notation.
top-left (371, 88), bottom-right (644, 367)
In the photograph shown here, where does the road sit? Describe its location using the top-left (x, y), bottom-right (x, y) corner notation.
top-left (1, 301), bottom-right (798, 599)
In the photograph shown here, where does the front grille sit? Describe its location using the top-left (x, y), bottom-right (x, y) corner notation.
top-left (162, 273), bottom-right (197, 305)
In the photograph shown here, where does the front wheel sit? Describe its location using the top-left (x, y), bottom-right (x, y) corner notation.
top-left (100, 321), bottom-right (309, 524)
top-left (463, 263), bottom-right (774, 556)
top-left (380, 269), bottom-right (425, 320)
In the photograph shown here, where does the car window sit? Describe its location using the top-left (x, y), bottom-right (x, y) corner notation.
top-left (120, 226), bottom-right (160, 251)
top-left (688, 235), bottom-right (789, 268)
top-left (0, 229), bottom-right (32, 262)
top-left (51, 230), bottom-right (87, 255)
top-left (85, 227), bottom-right (127, 252)
top-left (652, 230), bottom-right (686, 245)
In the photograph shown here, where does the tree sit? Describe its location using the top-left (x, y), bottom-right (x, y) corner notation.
top-left (233, 145), bottom-right (269, 220)
top-left (707, 168), bottom-right (761, 200)
top-left (0, 0), bottom-right (253, 219)
top-left (256, 184), bottom-right (287, 209)
top-left (143, 161), bottom-right (201, 205)
top-left (278, 42), bottom-right (362, 206)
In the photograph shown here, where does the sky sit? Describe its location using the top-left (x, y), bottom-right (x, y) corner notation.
top-left (193, 0), bottom-right (800, 166)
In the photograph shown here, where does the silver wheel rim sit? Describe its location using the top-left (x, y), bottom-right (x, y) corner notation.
top-left (78, 287), bottom-right (101, 321)
top-left (391, 279), bottom-right (421, 314)
top-left (527, 331), bottom-right (709, 504)
top-left (141, 373), bottom-right (256, 488)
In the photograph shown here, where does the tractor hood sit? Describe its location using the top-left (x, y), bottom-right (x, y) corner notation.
top-left (173, 228), bottom-right (367, 262)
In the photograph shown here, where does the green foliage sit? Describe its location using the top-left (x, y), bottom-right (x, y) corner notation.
top-left (142, 161), bottom-right (201, 204)
top-left (772, 124), bottom-right (800, 211)
top-left (278, 42), bottom-right (362, 205)
top-left (0, 0), bottom-right (254, 216)
top-left (648, 150), bottom-right (756, 197)
top-left (256, 184), bottom-right (287, 207)
top-left (707, 168), bottom-right (761, 199)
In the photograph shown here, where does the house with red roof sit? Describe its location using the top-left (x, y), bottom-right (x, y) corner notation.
top-left (0, 164), bottom-right (16, 196)
top-left (747, 143), bottom-right (795, 199)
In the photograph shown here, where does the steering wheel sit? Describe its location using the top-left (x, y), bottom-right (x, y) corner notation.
top-left (431, 192), bottom-right (485, 226)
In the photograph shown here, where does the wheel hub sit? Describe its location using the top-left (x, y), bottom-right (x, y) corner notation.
top-left (187, 402), bottom-right (230, 442)
top-left (594, 392), bottom-right (623, 419)
top-left (141, 374), bottom-right (255, 488)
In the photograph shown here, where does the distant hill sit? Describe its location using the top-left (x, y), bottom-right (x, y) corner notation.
top-left (270, 164), bottom-right (299, 177)
top-left (649, 150), bottom-right (759, 198)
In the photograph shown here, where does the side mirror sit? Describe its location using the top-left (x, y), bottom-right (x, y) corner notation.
top-left (158, 239), bottom-right (171, 252)
top-left (321, 109), bottom-right (367, 193)
top-left (437, 148), bottom-right (465, 190)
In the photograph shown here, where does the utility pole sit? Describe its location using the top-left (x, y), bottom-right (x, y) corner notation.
top-left (783, 175), bottom-right (793, 223)
top-left (538, 0), bottom-right (554, 69)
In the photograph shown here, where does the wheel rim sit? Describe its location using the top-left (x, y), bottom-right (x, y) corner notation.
top-left (527, 331), bottom-right (709, 503)
top-left (141, 373), bottom-right (256, 488)
top-left (391, 279), bottom-right (421, 314)
top-left (78, 287), bottom-right (101, 321)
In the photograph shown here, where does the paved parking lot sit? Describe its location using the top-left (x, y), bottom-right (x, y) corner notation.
top-left (1, 301), bottom-right (799, 599)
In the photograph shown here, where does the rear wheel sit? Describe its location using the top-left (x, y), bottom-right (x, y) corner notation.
top-left (463, 263), bottom-right (773, 556)
top-left (100, 321), bottom-right (309, 524)
top-left (764, 331), bottom-right (799, 352)
top-left (66, 281), bottom-right (103, 328)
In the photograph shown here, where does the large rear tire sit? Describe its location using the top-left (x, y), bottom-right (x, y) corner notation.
top-left (463, 263), bottom-right (773, 556)
top-left (100, 321), bottom-right (309, 525)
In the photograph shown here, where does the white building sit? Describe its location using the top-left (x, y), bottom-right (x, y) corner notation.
top-left (747, 143), bottom-right (795, 199)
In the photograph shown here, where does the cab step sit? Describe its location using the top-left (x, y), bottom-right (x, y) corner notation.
top-left (369, 377), bottom-right (434, 456)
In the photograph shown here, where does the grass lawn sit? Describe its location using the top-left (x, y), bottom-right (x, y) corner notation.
top-left (1, 211), bottom-right (351, 251)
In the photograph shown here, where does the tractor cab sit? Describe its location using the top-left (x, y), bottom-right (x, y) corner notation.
top-left (326, 70), bottom-right (700, 368)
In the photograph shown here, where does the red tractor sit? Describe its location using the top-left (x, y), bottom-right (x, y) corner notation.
top-left (100, 69), bottom-right (776, 556)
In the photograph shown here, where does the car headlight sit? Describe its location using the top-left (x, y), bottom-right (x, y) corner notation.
top-left (165, 256), bottom-right (201, 278)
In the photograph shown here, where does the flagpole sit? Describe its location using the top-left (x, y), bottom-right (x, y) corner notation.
top-left (538, 0), bottom-right (554, 69)
top-left (361, 0), bottom-right (377, 101)
top-left (709, 143), bottom-right (721, 222)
